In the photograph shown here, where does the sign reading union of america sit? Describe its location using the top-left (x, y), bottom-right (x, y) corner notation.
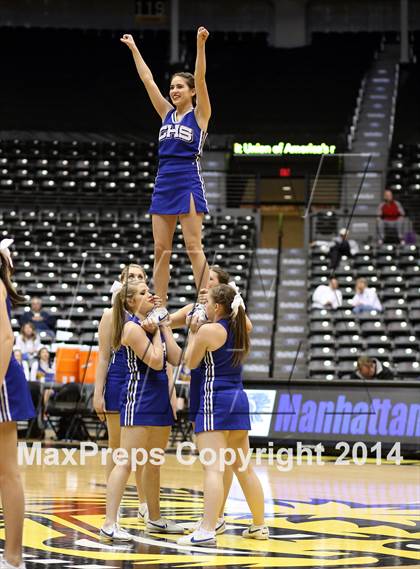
top-left (233, 141), bottom-right (337, 155)
top-left (1, 486), bottom-right (419, 568)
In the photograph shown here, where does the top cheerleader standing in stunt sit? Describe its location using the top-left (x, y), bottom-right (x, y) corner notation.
top-left (121, 27), bottom-right (211, 305)
top-left (0, 239), bottom-right (35, 569)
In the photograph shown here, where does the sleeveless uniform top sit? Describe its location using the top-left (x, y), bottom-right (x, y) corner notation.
top-left (104, 346), bottom-right (128, 412)
top-left (108, 347), bottom-right (127, 379)
top-left (120, 314), bottom-right (173, 427)
top-left (0, 295), bottom-right (35, 422)
top-left (195, 318), bottom-right (250, 433)
top-left (199, 318), bottom-right (243, 383)
top-left (157, 109), bottom-right (207, 173)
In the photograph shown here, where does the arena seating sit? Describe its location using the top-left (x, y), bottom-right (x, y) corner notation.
top-left (0, 129), bottom-right (256, 348)
top-left (307, 243), bottom-right (420, 380)
top-left (2, 206), bottom-right (256, 346)
top-left (0, 138), bottom-right (157, 208)
top-left (386, 142), bottom-right (420, 234)
top-left (0, 27), bottom-right (379, 140)
top-left (393, 32), bottom-right (420, 142)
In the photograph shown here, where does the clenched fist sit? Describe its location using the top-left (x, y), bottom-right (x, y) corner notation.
top-left (120, 34), bottom-right (137, 50)
top-left (197, 26), bottom-right (209, 45)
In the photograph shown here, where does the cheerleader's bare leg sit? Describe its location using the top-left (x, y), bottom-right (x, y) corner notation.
top-left (105, 413), bottom-right (146, 504)
top-left (179, 195), bottom-right (209, 293)
top-left (228, 430), bottom-right (265, 526)
top-left (195, 430), bottom-right (227, 532)
top-left (0, 422), bottom-right (24, 567)
top-left (151, 214), bottom-right (177, 305)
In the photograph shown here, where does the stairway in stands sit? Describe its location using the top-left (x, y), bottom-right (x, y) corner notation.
top-left (273, 248), bottom-right (307, 380)
top-left (243, 249), bottom-right (277, 380)
top-left (344, 43), bottom-right (400, 239)
top-left (202, 152), bottom-right (226, 209)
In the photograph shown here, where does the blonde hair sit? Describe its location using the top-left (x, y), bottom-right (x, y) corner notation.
top-left (111, 282), bottom-right (139, 351)
top-left (119, 263), bottom-right (147, 283)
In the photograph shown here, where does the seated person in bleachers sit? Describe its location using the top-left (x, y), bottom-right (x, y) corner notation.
top-left (20, 296), bottom-right (56, 338)
top-left (30, 347), bottom-right (56, 421)
top-left (377, 189), bottom-right (405, 245)
top-left (328, 228), bottom-right (359, 270)
top-left (312, 277), bottom-right (342, 310)
top-left (311, 228), bottom-right (359, 270)
top-left (14, 322), bottom-right (42, 365)
top-left (30, 347), bottom-right (55, 383)
top-left (350, 277), bottom-right (382, 313)
top-left (352, 355), bottom-right (394, 380)
top-left (13, 348), bottom-right (30, 381)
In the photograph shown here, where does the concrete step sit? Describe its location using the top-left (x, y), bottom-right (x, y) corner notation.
top-left (250, 290), bottom-right (275, 299)
top-left (247, 300), bottom-right (274, 310)
top-left (249, 313), bottom-right (275, 321)
top-left (243, 363), bottom-right (270, 374)
top-left (250, 337), bottom-right (271, 347)
top-left (273, 363), bottom-right (307, 379)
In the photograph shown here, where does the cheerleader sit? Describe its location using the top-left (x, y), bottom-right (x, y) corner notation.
top-left (100, 281), bottom-right (183, 541)
top-left (177, 284), bottom-right (268, 546)
top-left (120, 27), bottom-right (211, 305)
top-left (170, 268), bottom-right (252, 535)
top-left (0, 238), bottom-right (36, 569)
top-left (94, 264), bottom-right (150, 522)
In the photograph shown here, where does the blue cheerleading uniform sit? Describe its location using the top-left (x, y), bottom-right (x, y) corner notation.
top-left (0, 296), bottom-right (36, 423)
top-left (194, 319), bottom-right (251, 433)
top-left (188, 367), bottom-right (202, 422)
top-left (104, 347), bottom-right (127, 412)
top-left (149, 109), bottom-right (209, 215)
top-left (120, 315), bottom-right (174, 427)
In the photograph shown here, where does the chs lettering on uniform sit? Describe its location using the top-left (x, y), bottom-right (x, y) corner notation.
top-left (159, 124), bottom-right (194, 143)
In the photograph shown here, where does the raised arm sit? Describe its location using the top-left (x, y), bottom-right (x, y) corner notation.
top-left (0, 283), bottom-right (14, 389)
top-left (123, 321), bottom-right (164, 371)
top-left (194, 27), bottom-right (211, 131)
top-left (170, 303), bottom-right (193, 329)
top-left (160, 323), bottom-right (182, 366)
top-left (184, 323), bottom-right (226, 370)
top-left (120, 34), bottom-right (173, 120)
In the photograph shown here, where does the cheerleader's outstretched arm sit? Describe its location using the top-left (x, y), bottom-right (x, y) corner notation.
top-left (121, 33), bottom-right (173, 120)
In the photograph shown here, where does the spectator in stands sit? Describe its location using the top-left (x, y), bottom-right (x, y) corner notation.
top-left (350, 277), bottom-right (382, 313)
top-left (13, 348), bottom-right (30, 381)
top-left (30, 347), bottom-right (55, 383)
top-left (310, 228), bottom-right (359, 270)
top-left (377, 189), bottom-right (405, 245)
top-left (15, 322), bottom-right (41, 365)
top-left (328, 228), bottom-right (359, 270)
top-left (312, 277), bottom-right (343, 310)
top-left (31, 347), bottom-right (55, 420)
top-left (352, 355), bottom-right (394, 380)
top-left (20, 296), bottom-right (56, 338)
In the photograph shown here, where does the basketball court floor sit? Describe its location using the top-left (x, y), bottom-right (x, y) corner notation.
top-left (1, 452), bottom-right (418, 568)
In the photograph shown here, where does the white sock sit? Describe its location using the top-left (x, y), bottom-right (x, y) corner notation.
top-left (102, 522), bottom-right (115, 531)
top-left (194, 527), bottom-right (215, 539)
top-left (251, 523), bottom-right (266, 529)
top-left (138, 502), bottom-right (148, 512)
top-left (217, 516), bottom-right (224, 524)
top-left (2, 558), bottom-right (25, 569)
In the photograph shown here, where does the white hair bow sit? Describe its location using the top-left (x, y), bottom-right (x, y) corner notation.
top-left (228, 280), bottom-right (245, 317)
top-left (0, 238), bottom-right (14, 268)
top-left (110, 280), bottom-right (123, 305)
